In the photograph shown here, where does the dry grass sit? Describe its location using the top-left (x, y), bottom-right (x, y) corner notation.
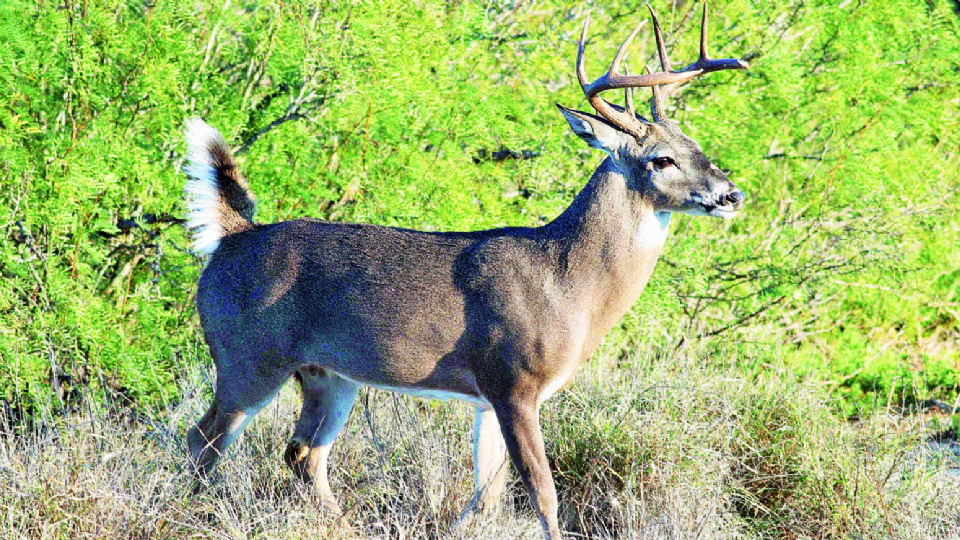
top-left (1, 346), bottom-right (958, 540)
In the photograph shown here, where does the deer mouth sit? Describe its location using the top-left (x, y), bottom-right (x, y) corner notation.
top-left (708, 206), bottom-right (740, 219)
top-left (697, 186), bottom-right (744, 219)
top-left (697, 202), bottom-right (740, 219)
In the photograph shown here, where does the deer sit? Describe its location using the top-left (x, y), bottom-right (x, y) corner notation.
top-left (183, 3), bottom-right (747, 539)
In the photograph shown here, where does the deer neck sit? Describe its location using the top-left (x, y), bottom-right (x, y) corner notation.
top-left (544, 156), bottom-right (670, 347)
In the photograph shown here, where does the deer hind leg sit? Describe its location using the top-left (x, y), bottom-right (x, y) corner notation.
top-left (283, 365), bottom-right (359, 514)
top-left (459, 406), bottom-right (509, 522)
top-left (188, 400), bottom-right (219, 470)
top-left (188, 362), bottom-right (289, 478)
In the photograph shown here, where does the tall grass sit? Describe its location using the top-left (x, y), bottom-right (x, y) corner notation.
top-left (2, 344), bottom-right (957, 539)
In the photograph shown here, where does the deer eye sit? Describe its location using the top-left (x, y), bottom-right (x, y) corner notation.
top-left (652, 156), bottom-right (676, 169)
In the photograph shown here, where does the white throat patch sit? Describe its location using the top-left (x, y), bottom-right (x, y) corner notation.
top-left (634, 211), bottom-right (671, 248)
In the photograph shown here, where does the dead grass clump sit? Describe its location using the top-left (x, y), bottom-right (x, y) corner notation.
top-left (0, 354), bottom-right (958, 539)
top-left (541, 348), bottom-right (960, 539)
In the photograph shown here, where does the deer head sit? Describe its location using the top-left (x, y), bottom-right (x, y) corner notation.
top-left (559, 2), bottom-right (747, 219)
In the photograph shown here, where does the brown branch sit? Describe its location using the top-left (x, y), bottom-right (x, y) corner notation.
top-left (235, 97), bottom-right (326, 156)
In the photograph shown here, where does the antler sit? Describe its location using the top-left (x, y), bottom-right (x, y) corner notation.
top-left (576, 1), bottom-right (749, 134)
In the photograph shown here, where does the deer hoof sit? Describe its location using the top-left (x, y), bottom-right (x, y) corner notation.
top-left (283, 438), bottom-right (314, 481)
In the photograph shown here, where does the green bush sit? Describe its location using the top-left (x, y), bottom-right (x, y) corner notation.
top-left (0, 0), bottom-right (958, 414)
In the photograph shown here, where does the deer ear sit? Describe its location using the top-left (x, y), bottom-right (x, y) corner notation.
top-left (557, 105), bottom-right (626, 154)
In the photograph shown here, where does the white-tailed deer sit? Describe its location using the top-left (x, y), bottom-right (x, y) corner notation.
top-left (184, 3), bottom-right (747, 538)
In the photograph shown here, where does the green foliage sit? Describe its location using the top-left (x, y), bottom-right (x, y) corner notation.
top-left (0, 0), bottom-right (958, 414)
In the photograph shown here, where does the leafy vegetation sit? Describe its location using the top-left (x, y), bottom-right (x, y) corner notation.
top-left (0, 0), bottom-right (958, 537)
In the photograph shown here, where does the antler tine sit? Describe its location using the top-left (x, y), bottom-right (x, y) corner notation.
top-left (653, 1), bottom-right (750, 108)
top-left (680, 1), bottom-right (749, 74)
top-left (614, 22), bottom-right (647, 121)
top-left (623, 63), bottom-right (635, 117)
top-left (616, 23), bottom-right (645, 119)
top-left (646, 2), bottom-right (672, 73)
top-left (611, 20), bottom-right (646, 77)
top-left (700, 1), bottom-right (709, 61)
top-left (646, 65), bottom-right (666, 121)
top-left (576, 13), bottom-right (592, 91)
top-left (577, 13), bottom-right (647, 136)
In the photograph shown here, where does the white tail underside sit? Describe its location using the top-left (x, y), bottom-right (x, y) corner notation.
top-left (183, 118), bottom-right (225, 256)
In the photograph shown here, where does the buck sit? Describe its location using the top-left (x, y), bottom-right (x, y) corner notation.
top-left (184, 3), bottom-right (747, 539)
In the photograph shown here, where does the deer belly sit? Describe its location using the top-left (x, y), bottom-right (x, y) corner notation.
top-left (369, 382), bottom-right (491, 407)
top-left (329, 369), bottom-right (491, 408)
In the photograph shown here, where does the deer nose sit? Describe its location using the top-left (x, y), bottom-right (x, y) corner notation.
top-left (723, 190), bottom-right (745, 207)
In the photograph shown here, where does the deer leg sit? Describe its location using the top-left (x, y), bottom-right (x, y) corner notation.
top-left (491, 393), bottom-right (561, 540)
top-left (283, 366), bottom-right (359, 514)
top-left (459, 406), bottom-right (509, 521)
top-left (188, 400), bottom-right (219, 467)
top-left (188, 365), bottom-right (289, 477)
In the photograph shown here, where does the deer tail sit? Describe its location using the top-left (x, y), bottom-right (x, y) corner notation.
top-left (182, 118), bottom-right (257, 256)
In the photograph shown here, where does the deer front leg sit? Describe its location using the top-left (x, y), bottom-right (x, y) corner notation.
top-left (458, 406), bottom-right (509, 523)
top-left (491, 393), bottom-right (561, 540)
